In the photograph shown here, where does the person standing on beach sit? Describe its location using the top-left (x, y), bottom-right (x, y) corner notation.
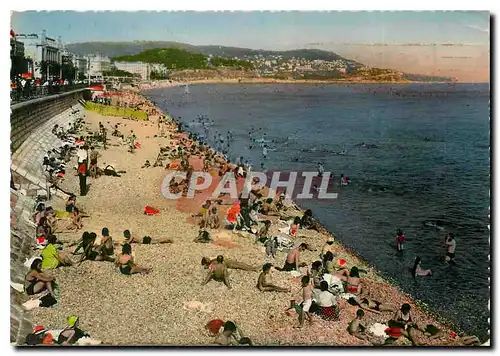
top-left (445, 233), bottom-right (456, 263)
top-left (299, 275), bottom-right (313, 327)
top-left (77, 160), bottom-right (87, 196)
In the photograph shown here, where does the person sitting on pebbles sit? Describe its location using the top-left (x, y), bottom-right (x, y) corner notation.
top-left (97, 227), bottom-right (114, 257)
top-left (257, 263), bottom-right (290, 293)
top-left (347, 309), bottom-right (381, 345)
top-left (202, 256), bottom-right (259, 272)
top-left (276, 243), bottom-right (308, 271)
top-left (114, 243), bottom-right (151, 275)
top-left (79, 232), bottom-right (115, 263)
top-left (214, 321), bottom-right (253, 346)
top-left (57, 315), bottom-right (92, 345)
top-left (207, 207), bottom-right (221, 229)
top-left (25, 258), bottom-right (57, 297)
top-left (41, 235), bottom-right (74, 270)
top-left (202, 255), bottom-right (231, 289)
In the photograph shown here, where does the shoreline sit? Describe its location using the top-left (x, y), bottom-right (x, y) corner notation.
top-left (25, 90), bottom-right (484, 346)
top-left (136, 90), bottom-right (471, 341)
top-left (137, 78), bottom-right (458, 91)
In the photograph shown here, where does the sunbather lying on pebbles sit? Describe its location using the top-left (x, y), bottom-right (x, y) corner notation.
top-left (257, 263), bottom-right (290, 293)
top-left (25, 258), bottom-right (56, 297)
top-left (123, 229), bottom-right (173, 244)
top-left (348, 294), bottom-right (394, 314)
top-left (114, 243), bottom-right (151, 275)
top-left (201, 256), bottom-right (259, 272)
top-left (202, 255), bottom-right (231, 289)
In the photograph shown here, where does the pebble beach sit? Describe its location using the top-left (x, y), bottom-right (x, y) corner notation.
top-left (26, 90), bottom-right (472, 346)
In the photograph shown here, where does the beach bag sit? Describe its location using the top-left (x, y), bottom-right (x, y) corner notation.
top-left (142, 236), bottom-right (152, 244)
top-left (39, 294), bottom-right (57, 308)
top-left (144, 206), bottom-right (160, 215)
top-left (26, 332), bottom-right (44, 345)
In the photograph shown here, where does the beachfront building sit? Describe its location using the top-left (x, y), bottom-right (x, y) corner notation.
top-left (73, 56), bottom-right (89, 79)
top-left (21, 30), bottom-right (63, 80)
top-left (88, 55), bottom-right (112, 78)
top-left (114, 61), bottom-right (169, 80)
top-left (114, 61), bottom-right (150, 79)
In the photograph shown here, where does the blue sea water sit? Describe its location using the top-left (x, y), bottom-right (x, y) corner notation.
top-left (145, 83), bottom-right (490, 340)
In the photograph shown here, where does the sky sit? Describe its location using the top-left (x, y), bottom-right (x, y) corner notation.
top-left (10, 11), bottom-right (490, 81)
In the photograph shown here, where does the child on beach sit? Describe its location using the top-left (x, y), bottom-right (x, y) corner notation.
top-left (299, 275), bottom-right (313, 328)
top-left (396, 229), bottom-right (406, 252)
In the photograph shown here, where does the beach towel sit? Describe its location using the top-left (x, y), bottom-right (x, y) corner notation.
top-left (22, 298), bottom-right (41, 310)
top-left (290, 270), bottom-right (302, 278)
top-left (144, 206), bottom-right (160, 215)
top-left (24, 256), bottom-right (41, 268)
top-left (75, 337), bottom-right (102, 346)
top-left (369, 323), bottom-right (389, 337)
top-left (322, 274), bottom-right (345, 294)
top-left (10, 282), bottom-right (25, 293)
top-left (339, 293), bottom-right (357, 300)
top-left (135, 142), bottom-right (141, 149)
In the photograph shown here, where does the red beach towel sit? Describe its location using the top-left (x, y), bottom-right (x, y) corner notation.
top-left (144, 206), bottom-right (160, 215)
top-left (135, 142), bottom-right (141, 149)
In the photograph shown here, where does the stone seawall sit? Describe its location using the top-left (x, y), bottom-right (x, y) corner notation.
top-left (10, 88), bottom-right (90, 153)
top-left (10, 91), bottom-right (89, 345)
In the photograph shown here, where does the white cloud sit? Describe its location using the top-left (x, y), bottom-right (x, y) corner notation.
top-left (465, 24), bottom-right (490, 33)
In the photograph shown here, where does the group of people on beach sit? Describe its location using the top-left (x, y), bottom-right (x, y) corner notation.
top-left (22, 90), bottom-right (480, 347)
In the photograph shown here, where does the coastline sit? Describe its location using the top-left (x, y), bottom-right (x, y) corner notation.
top-left (136, 90), bottom-right (468, 341)
top-left (25, 90), bottom-right (482, 346)
top-left (137, 77), bottom-right (457, 91)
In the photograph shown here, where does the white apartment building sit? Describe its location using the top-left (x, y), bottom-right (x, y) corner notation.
top-left (113, 61), bottom-right (168, 80)
top-left (22, 30), bottom-right (63, 79)
top-left (88, 55), bottom-right (112, 77)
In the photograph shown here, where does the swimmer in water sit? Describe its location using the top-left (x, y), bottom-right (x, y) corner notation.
top-left (317, 163), bottom-right (325, 177)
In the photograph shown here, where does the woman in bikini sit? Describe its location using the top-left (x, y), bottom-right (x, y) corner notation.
top-left (25, 258), bottom-right (56, 297)
top-left (344, 266), bottom-right (362, 295)
top-left (349, 293), bottom-right (394, 314)
top-left (79, 233), bottom-right (114, 263)
top-left (115, 243), bottom-right (151, 275)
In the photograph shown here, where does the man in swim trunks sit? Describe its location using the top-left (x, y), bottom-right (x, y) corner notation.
top-left (445, 233), bottom-right (456, 263)
top-left (202, 255), bottom-right (231, 289)
top-left (201, 256), bottom-right (259, 272)
top-left (257, 263), bottom-right (290, 293)
top-left (277, 243), bottom-right (308, 271)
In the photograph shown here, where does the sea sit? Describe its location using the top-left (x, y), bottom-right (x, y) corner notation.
top-left (145, 83), bottom-right (490, 340)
